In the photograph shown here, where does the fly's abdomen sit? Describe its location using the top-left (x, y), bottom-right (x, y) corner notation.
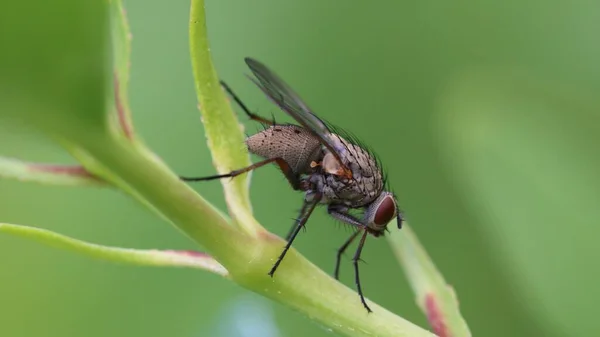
top-left (245, 125), bottom-right (322, 174)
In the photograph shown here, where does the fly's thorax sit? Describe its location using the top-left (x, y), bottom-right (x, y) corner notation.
top-left (311, 134), bottom-right (384, 207)
top-left (245, 124), bottom-right (322, 175)
top-left (327, 134), bottom-right (383, 183)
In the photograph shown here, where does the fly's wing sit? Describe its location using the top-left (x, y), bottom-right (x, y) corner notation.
top-left (244, 57), bottom-right (352, 178)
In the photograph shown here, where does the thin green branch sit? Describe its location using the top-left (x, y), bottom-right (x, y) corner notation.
top-left (109, 0), bottom-right (134, 138)
top-left (189, 1), bottom-right (261, 235)
top-left (0, 156), bottom-right (104, 186)
top-left (0, 223), bottom-right (228, 276)
top-left (387, 224), bottom-right (471, 337)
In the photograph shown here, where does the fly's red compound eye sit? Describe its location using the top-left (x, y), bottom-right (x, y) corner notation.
top-left (374, 195), bottom-right (396, 226)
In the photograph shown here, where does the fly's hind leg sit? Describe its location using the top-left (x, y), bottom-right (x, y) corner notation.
top-left (220, 81), bottom-right (276, 126)
top-left (181, 157), bottom-right (302, 190)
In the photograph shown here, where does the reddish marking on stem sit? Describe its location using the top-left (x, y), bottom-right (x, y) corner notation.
top-left (114, 73), bottom-right (133, 139)
top-left (165, 250), bottom-right (211, 258)
top-left (425, 293), bottom-right (450, 337)
top-left (29, 164), bottom-right (99, 179)
top-left (257, 229), bottom-right (280, 242)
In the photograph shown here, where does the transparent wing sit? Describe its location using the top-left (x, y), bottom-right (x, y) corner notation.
top-left (244, 57), bottom-right (351, 177)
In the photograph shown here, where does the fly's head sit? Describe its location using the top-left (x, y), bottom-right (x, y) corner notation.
top-left (364, 192), bottom-right (403, 235)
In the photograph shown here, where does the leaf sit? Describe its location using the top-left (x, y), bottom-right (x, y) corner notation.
top-left (0, 156), bottom-right (104, 186)
top-left (0, 0), bottom-right (108, 142)
top-left (0, 223), bottom-right (228, 277)
top-left (387, 224), bottom-right (472, 337)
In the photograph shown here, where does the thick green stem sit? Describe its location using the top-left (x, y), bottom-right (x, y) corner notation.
top-left (69, 122), bottom-right (435, 337)
top-left (71, 134), bottom-right (251, 268)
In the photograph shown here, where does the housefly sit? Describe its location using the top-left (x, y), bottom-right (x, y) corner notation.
top-left (181, 58), bottom-right (404, 312)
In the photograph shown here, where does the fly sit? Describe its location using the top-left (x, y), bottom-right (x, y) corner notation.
top-left (181, 58), bottom-right (404, 313)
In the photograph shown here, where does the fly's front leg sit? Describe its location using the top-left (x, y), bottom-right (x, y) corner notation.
top-left (327, 204), bottom-right (373, 313)
top-left (269, 193), bottom-right (322, 277)
top-left (328, 204), bottom-right (365, 277)
top-left (334, 230), bottom-right (360, 280)
top-left (328, 205), bottom-right (365, 228)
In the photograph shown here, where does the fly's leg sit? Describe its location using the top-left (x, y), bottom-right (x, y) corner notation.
top-left (181, 157), bottom-right (302, 190)
top-left (334, 230), bottom-right (360, 280)
top-left (220, 81), bottom-right (276, 125)
top-left (284, 222), bottom-right (298, 242)
top-left (353, 230), bottom-right (372, 313)
top-left (396, 205), bottom-right (404, 229)
top-left (283, 212), bottom-right (310, 242)
top-left (269, 193), bottom-right (321, 277)
top-left (328, 204), bottom-right (373, 313)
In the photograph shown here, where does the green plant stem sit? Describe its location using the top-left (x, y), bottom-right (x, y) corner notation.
top-left (189, 1), bottom-right (259, 236)
top-left (69, 126), bottom-right (434, 337)
top-left (0, 156), bottom-right (103, 186)
top-left (0, 223), bottom-right (228, 276)
top-left (109, 0), bottom-right (134, 138)
top-left (73, 135), bottom-right (250, 267)
top-left (388, 225), bottom-right (471, 337)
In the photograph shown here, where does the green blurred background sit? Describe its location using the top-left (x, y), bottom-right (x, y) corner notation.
top-left (1, 0), bottom-right (599, 336)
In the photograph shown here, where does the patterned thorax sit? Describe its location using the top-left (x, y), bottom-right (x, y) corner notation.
top-left (310, 134), bottom-right (384, 208)
top-left (245, 124), bottom-right (322, 175)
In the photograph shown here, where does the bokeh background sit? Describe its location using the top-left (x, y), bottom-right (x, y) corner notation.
top-left (1, 1), bottom-right (599, 336)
